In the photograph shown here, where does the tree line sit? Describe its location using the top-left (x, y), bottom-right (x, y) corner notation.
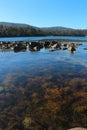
top-left (0, 25), bottom-right (46, 37)
top-left (0, 24), bottom-right (87, 37)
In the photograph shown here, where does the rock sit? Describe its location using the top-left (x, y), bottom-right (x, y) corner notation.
top-left (83, 48), bottom-right (87, 50)
top-left (29, 41), bottom-right (43, 51)
top-left (33, 46), bottom-right (40, 51)
top-left (51, 43), bottom-right (58, 49)
top-left (0, 86), bottom-right (4, 92)
top-left (78, 43), bottom-right (83, 46)
top-left (68, 127), bottom-right (87, 130)
top-left (62, 43), bottom-right (67, 47)
top-left (23, 117), bottom-right (32, 129)
top-left (14, 43), bottom-right (26, 52)
top-left (44, 41), bottom-right (51, 48)
top-left (68, 46), bottom-right (76, 52)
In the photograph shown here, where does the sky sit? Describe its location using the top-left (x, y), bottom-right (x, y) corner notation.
top-left (0, 0), bottom-right (87, 29)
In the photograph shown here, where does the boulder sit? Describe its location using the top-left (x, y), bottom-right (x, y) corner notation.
top-left (14, 43), bottom-right (26, 52)
top-left (33, 46), bottom-right (40, 51)
top-left (44, 41), bottom-right (51, 48)
top-left (51, 43), bottom-right (58, 49)
top-left (29, 41), bottom-right (43, 51)
top-left (68, 46), bottom-right (76, 52)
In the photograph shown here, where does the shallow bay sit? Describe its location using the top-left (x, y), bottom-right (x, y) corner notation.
top-left (0, 37), bottom-right (87, 129)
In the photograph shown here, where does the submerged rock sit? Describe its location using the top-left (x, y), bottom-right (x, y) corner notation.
top-left (83, 48), bottom-right (87, 50)
top-left (0, 86), bottom-right (4, 92)
top-left (23, 117), bottom-right (33, 129)
top-left (68, 127), bottom-right (87, 130)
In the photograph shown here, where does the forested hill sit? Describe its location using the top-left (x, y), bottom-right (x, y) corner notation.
top-left (0, 22), bottom-right (87, 37)
top-left (41, 26), bottom-right (73, 30)
top-left (0, 22), bottom-right (44, 37)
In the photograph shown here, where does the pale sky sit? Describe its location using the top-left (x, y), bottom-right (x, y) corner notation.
top-left (0, 0), bottom-right (87, 29)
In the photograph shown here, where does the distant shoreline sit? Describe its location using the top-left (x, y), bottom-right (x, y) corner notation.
top-left (0, 36), bottom-right (87, 42)
top-left (40, 38), bottom-right (87, 42)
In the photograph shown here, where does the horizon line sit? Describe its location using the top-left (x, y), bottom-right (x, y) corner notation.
top-left (0, 21), bottom-right (87, 30)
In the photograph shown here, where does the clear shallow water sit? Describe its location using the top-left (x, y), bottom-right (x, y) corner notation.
top-left (0, 43), bottom-right (87, 81)
top-left (0, 38), bottom-right (87, 129)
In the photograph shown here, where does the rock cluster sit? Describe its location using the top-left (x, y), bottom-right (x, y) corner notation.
top-left (0, 40), bottom-right (82, 52)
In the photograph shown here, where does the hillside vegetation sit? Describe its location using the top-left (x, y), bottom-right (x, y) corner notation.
top-left (0, 22), bottom-right (87, 37)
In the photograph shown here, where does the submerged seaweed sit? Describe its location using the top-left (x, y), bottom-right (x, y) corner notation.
top-left (0, 42), bottom-right (87, 130)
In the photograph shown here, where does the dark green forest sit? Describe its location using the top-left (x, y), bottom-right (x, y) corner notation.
top-left (0, 25), bottom-right (46, 37)
top-left (0, 24), bottom-right (87, 37)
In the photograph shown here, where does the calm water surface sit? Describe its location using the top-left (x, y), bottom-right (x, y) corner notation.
top-left (0, 37), bottom-right (87, 129)
top-left (0, 43), bottom-right (87, 83)
top-left (0, 36), bottom-right (87, 41)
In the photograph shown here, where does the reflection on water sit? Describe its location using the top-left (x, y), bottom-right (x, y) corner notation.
top-left (0, 42), bottom-right (87, 129)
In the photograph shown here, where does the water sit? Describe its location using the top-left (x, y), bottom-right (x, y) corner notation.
top-left (0, 35), bottom-right (87, 41)
top-left (0, 37), bottom-right (87, 129)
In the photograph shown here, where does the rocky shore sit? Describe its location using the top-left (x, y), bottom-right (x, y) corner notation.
top-left (0, 39), bottom-right (83, 53)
